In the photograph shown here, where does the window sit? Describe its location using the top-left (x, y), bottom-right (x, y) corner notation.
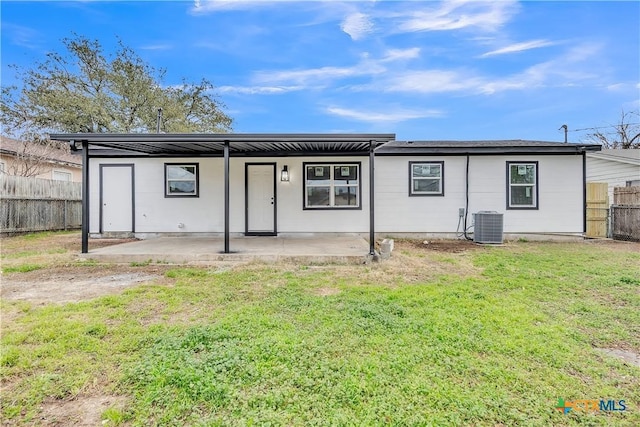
top-left (165, 163), bottom-right (199, 197)
top-left (409, 161), bottom-right (444, 196)
top-left (52, 170), bottom-right (72, 181)
top-left (0, 161), bottom-right (5, 173)
top-left (304, 163), bottom-right (360, 209)
top-left (507, 161), bottom-right (538, 209)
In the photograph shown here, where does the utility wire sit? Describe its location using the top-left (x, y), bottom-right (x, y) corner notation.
top-left (566, 123), bottom-right (640, 133)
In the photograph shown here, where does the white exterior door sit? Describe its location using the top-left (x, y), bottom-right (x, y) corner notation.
top-left (101, 165), bottom-right (134, 233)
top-left (246, 164), bottom-right (276, 234)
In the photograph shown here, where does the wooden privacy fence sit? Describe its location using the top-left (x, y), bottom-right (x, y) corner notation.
top-left (0, 175), bottom-right (82, 234)
top-left (611, 186), bottom-right (640, 242)
top-left (586, 182), bottom-right (609, 238)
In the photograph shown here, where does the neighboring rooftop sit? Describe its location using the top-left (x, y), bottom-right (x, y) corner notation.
top-left (0, 135), bottom-right (81, 167)
top-left (587, 148), bottom-right (640, 165)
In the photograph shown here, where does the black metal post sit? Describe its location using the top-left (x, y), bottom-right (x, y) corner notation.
top-left (582, 151), bottom-right (587, 234)
top-left (369, 141), bottom-right (375, 255)
top-left (224, 140), bottom-right (230, 253)
top-left (81, 141), bottom-right (89, 253)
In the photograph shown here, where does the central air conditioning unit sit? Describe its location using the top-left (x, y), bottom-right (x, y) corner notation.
top-left (473, 211), bottom-right (504, 244)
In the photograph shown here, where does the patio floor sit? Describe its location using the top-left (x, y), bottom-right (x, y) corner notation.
top-left (81, 235), bottom-right (373, 265)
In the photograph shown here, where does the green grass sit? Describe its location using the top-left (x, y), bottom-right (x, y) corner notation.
top-left (1, 242), bottom-right (639, 425)
top-left (2, 264), bottom-right (45, 273)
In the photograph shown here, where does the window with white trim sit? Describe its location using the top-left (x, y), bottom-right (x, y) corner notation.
top-left (304, 163), bottom-right (360, 209)
top-left (165, 163), bottom-right (199, 197)
top-left (507, 161), bottom-right (538, 209)
top-left (52, 170), bottom-right (72, 181)
top-left (409, 161), bottom-right (444, 196)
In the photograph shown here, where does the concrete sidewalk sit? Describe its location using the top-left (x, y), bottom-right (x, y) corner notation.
top-left (81, 235), bottom-right (372, 264)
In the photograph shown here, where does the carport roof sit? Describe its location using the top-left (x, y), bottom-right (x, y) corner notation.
top-left (49, 133), bottom-right (396, 156)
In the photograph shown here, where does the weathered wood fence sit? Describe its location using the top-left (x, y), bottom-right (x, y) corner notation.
top-left (611, 186), bottom-right (640, 242)
top-left (0, 175), bottom-right (82, 234)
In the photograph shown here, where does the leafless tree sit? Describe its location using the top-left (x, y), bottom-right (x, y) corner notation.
top-left (585, 110), bottom-right (640, 149)
top-left (1, 134), bottom-right (70, 177)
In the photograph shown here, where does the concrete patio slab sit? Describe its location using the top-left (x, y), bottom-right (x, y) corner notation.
top-left (80, 235), bottom-right (373, 265)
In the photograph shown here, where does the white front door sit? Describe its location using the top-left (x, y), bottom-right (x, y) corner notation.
top-left (246, 164), bottom-right (276, 235)
top-left (101, 164), bottom-right (134, 233)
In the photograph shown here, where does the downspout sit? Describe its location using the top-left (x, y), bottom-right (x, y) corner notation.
top-left (463, 154), bottom-right (473, 240)
top-left (81, 141), bottom-right (90, 253)
top-left (369, 141), bottom-right (376, 256)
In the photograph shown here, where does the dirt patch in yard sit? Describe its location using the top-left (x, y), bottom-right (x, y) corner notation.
top-left (401, 238), bottom-right (487, 253)
top-left (35, 395), bottom-right (126, 427)
top-left (1, 265), bottom-right (172, 305)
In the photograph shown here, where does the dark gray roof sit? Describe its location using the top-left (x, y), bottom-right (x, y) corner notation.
top-left (49, 133), bottom-right (395, 156)
top-left (376, 140), bottom-right (601, 155)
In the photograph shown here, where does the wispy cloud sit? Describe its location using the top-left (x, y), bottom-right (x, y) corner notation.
top-left (381, 47), bottom-right (421, 62)
top-left (381, 70), bottom-right (482, 94)
top-left (341, 12), bottom-right (373, 40)
top-left (326, 106), bottom-right (444, 123)
top-left (218, 85), bottom-right (304, 94)
top-left (139, 43), bottom-right (173, 51)
top-left (253, 62), bottom-right (386, 86)
top-left (2, 23), bottom-right (42, 49)
top-left (481, 39), bottom-right (556, 57)
top-left (394, 0), bottom-right (519, 34)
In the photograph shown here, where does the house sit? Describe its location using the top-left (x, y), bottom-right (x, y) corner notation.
top-left (587, 149), bottom-right (640, 204)
top-left (48, 133), bottom-right (601, 254)
top-left (0, 136), bottom-right (82, 182)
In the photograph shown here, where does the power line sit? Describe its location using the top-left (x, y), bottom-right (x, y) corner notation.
top-left (567, 123), bottom-right (640, 133)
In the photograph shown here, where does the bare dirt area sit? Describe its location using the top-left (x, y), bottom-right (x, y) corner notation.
top-left (1, 264), bottom-right (171, 305)
top-left (1, 232), bottom-right (172, 305)
top-left (32, 395), bottom-right (127, 427)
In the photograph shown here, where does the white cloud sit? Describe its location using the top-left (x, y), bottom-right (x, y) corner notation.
top-left (217, 85), bottom-right (304, 94)
top-left (253, 62), bottom-right (385, 85)
top-left (381, 47), bottom-right (421, 62)
top-left (341, 12), bottom-right (373, 40)
top-left (395, 0), bottom-right (519, 33)
top-left (382, 70), bottom-right (481, 93)
top-left (326, 106), bottom-right (444, 123)
top-left (480, 39), bottom-right (556, 57)
top-left (139, 43), bottom-right (173, 51)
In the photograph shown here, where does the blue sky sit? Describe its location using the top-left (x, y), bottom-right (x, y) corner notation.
top-left (1, 0), bottom-right (638, 142)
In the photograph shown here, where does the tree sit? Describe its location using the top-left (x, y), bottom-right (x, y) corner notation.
top-left (585, 110), bottom-right (640, 149)
top-left (0, 35), bottom-right (232, 138)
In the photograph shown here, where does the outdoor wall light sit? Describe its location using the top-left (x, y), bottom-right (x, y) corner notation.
top-left (281, 165), bottom-right (289, 182)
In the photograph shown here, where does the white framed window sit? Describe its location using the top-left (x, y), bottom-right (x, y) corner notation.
top-left (409, 161), bottom-right (444, 196)
top-left (165, 163), bottom-right (199, 197)
top-left (0, 161), bottom-right (5, 173)
top-left (303, 163), bottom-right (360, 209)
top-left (507, 161), bottom-right (538, 209)
top-left (52, 170), bottom-right (72, 181)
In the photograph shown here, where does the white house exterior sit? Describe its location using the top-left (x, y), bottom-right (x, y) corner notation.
top-left (49, 133), bottom-right (601, 254)
top-left (587, 149), bottom-right (640, 204)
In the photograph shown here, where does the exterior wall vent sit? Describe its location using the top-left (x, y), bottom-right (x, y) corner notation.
top-left (473, 211), bottom-right (504, 244)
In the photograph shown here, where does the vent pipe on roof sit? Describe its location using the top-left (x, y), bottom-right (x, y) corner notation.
top-left (559, 124), bottom-right (568, 143)
top-left (156, 108), bottom-right (163, 133)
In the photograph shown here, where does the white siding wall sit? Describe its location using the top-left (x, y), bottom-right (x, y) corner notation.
top-left (375, 155), bottom-right (584, 234)
top-left (91, 154), bottom-right (584, 235)
top-left (90, 156), bottom-right (370, 234)
top-left (586, 156), bottom-right (640, 204)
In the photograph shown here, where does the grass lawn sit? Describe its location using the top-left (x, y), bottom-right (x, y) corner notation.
top-left (1, 233), bottom-right (639, 426)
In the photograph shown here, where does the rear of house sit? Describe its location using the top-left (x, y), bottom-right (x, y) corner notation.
top-left (50, 133), bottom-right (600, 252)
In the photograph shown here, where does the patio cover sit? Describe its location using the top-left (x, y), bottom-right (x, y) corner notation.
top-left (49, 133), bottom-right (396, 255)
